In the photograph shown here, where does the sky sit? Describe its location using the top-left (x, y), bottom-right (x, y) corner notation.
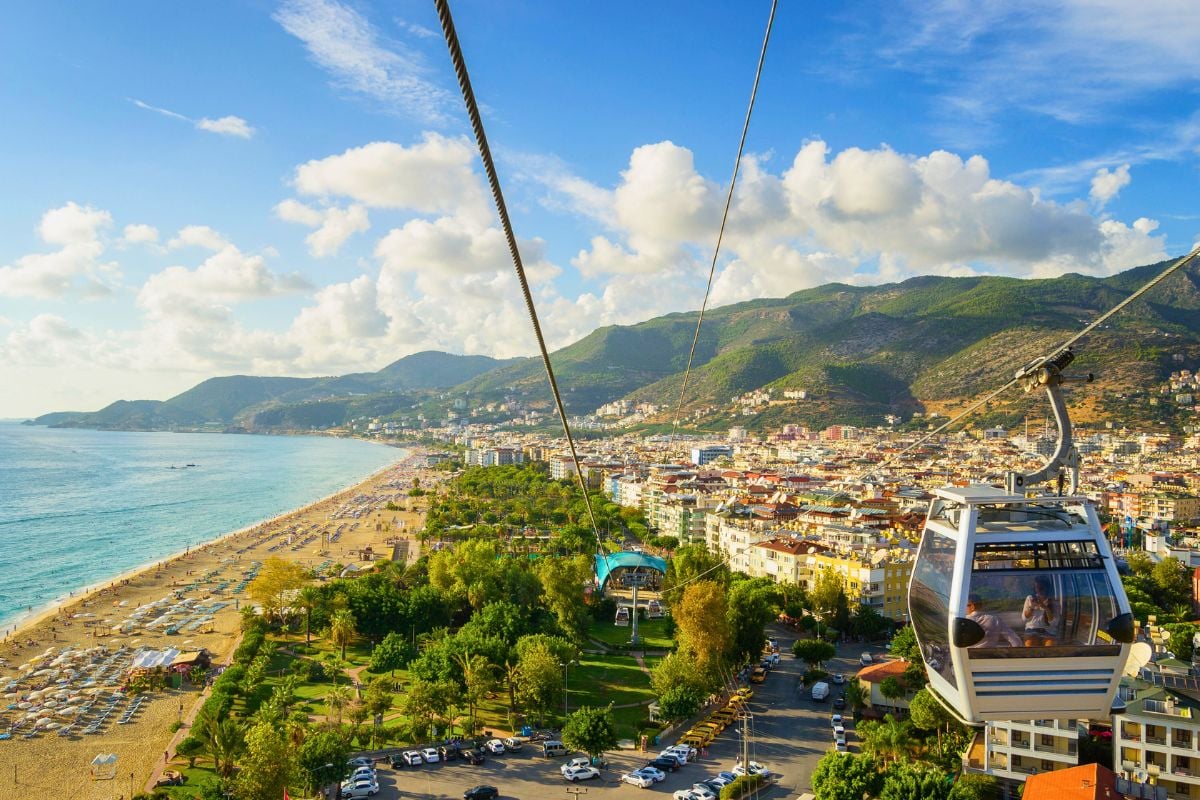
top-left (1, 0), bottom-right (1198, 418)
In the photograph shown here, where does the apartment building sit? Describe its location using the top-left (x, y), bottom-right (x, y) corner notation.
top-left (745, 538), bottom-right (824, 585)
top-left (965, 718), bottom-right (1081, 799)
top-left (804, 545), bottom-right (914, 621)
top-left (1113, 677), bottom-right (1200, 800)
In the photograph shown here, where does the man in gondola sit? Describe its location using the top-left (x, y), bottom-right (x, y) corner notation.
top-left (966, 594), bottom-right (1022, 647)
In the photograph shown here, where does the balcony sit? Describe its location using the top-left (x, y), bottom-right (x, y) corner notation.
top-left (1175, 739), bottom-right (1194, 750)
top-left (1149, 736), bottom-right (1169, 746)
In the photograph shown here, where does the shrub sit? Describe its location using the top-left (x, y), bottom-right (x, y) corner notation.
top-left (720, 773), bottom-right (767, 799)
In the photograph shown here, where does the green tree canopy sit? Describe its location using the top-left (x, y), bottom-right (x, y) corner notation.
top-left (233, 720), bottom-right (295, 800)
top-left (812, 752), bottom-right (883, 800)
top-left (657, 684), bottom-right (705, 722)
top-left (370, 631), bottom-right (416, 675)
top-left (562, 705), bottom-right (618, 759)
top-left (948, 773), bottom-right (999, 800)
top-left (297, 728), bottom-right (350, 795)
top-left (880, 761), bottom-right (952, 800)
top-left (792, 639), bottom-right (836, 670)
top-left (726, 578), bottom-right (779, 664)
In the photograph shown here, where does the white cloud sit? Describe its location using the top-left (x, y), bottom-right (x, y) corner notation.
top-left (39, 202), bottom-right (112, 246)
top-left (138, 245), bottom-right (311, 324)
top-left (168, 225), bottom-right (230, 251)
top-left (874, 0), bottom-right (1200, 135)
top-left (130, 98), bottom-right (256, 139)
top-left (286, 275), bottom-right (390, 370)
top-left (196, 115), bottom-right (256, 139)
top-left (274, 0), bottom-right (449, 123)
top-left (123, 223), bottom-right (159, 244)
top-left (0, 203), bottom-right (118, 298)
top-left (275, 200), bottom-right (369, 257)
top-left (1090, 164), bottom-right (1131, 208)
top-left (291, 135), bottom-right (491, 223)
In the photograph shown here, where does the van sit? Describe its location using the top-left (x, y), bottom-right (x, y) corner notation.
top-left (542, 741), bottom-right (569, 757)
top-left (811, 681), bottom-right (830, 701)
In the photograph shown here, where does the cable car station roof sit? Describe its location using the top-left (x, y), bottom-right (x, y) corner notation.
top-left (594, 551), bottom-right (668, 590)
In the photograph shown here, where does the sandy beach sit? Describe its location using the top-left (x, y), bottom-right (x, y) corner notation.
top-left (0, 447), bottom-right (437, 800)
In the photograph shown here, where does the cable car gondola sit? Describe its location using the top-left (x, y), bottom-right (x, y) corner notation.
top-left (907, 349), bottom-right (1134, 724)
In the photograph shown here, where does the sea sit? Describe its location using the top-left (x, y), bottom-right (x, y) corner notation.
top-left (0, 422), bottom-right (404, 630)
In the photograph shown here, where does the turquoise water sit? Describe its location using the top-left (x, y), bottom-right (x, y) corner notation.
top-left (0, 422), bottom-right (403, 629)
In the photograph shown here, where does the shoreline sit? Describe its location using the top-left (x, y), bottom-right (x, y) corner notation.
top-left (0, 435), bottom-right (411, 636)
top-left (0, 449), bottom-right (438, 800)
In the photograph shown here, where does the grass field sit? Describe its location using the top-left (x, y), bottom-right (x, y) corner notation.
top-left (587, 617), bottom-right (675, 650)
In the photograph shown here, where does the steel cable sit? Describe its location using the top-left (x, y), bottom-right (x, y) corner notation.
top-left (434, 0), bottom-right (603, 542)
top-left (672, 0), bottom-right (780, 442)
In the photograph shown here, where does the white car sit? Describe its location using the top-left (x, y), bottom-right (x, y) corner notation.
top-left (706, 775), bottom-right (732, 787)
top-left (347, 757), bottom-right (374, 769)
top-left (860, 652), bottom-right (873, 665)
top-left (674, 791), bottom-right (706, 800)
top-left (732, 760), bottom-right (770, 777)
top-left (667, 744), bottom-right (698, 762)
top-left (689, 784), bottom-right (718, 800)
top-left (831, 713), bottom-right (843, 727)
top-left (563, 765), bottom-right (600, 782)
top-left (833, 724), bottom-right (846, 738)
top-left (622, 771), bottom-right (654, 788)
top-left (657, 750), bottom-right (687, 767)
top-left (561, 757), bottom-right (591, 775)
top-left (634, 766), bottom-right (665, 783)
top-left (484, 739), bottom-right (506, 754)
top-left (349, 767), bottom-right (375, 782)
top-left (835, 739), bottom-right (848, 752)
top-left (402, 750), bottom-right (423, 766)
top-left (339, 779), bottom-right (380, 798)
top-left (422, 747), bottom-right (440, 763)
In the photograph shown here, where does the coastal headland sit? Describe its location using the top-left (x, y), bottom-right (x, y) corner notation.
top-left (0, 450), bottom-right (436, 800)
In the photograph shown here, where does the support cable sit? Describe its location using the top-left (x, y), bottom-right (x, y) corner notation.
top-left (671, 0), bottom-right (780, 442)
top-left (434, 0), bottom-right (603, 542)
top-left (862, 243), bottom-right (1200, 480)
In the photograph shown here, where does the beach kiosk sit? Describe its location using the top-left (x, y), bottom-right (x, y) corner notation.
top-left (90, 752), bottom-right (118, 781)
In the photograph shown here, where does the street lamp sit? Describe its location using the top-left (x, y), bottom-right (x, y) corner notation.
top-left (561, 660), bottom-right (578, 719)
top-left (303, 762), bottom-right (334, 797)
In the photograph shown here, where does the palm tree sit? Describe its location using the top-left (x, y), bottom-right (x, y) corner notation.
top-left (325, 685), bottom-right (352, 726)
top-left (329, 609), bottom-right (357, 660)
top-left (296, 585), bottom-right (321, 647)
top-left (504, 659), bottom-right (522, 727)
top-left (195, 712), bottom-right (245, 777)
top-left (877, 713), bottom-right (914, 765)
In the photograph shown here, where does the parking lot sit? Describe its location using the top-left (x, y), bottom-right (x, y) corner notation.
top-left (368, 627), bottom-right (864, 799)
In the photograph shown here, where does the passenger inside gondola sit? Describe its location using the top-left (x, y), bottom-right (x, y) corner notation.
top-left (965, 594), bottom-right (1022, 648)
top-left (1022, 575), bottom-right (1060, 646)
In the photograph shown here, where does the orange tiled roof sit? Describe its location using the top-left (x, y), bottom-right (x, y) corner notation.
top-left (855, 659), bottom-right (910, 683)
top-left (1023, 763), bottom-right (1123, 800)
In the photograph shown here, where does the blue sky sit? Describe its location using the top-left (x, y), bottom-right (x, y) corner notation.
top-left (1, 0), bottom-right (1197, 417)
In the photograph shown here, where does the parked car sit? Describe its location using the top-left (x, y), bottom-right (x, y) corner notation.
top-left (349, 767), bottom-right (376, 782)
top-left (665, 744), bottom-right (698, 762)
top-left (634, 766), bottom-right (665, 783)
top-left (673, 791), bottom-right (707, 800)
top-left (463, 786), bottom-right (498, 800)
top-left (484, 739), bottom-right (506, 754)
top-left (835, 739), bottom-right (848, 752)
top-left (831, 714), bottom-right (843, 727)
top-left (732, 761), bottom-right (770, 777)
top-left (648, 756), bottom-right (681, 773)
top-left (401, 750), bottom-right (423, 766)
top-left (833, 696), bottom-right (846, 710)
top-left (463, 750), bottom-right (486, 766)
top-left (561, 757), bottom-right (591, 774)
top-left (656, 751), bottom-right (687, 767)
top-left (832, 673), bottom-right (845, 684)
top-left (622, 771), bottom-right (655, 788)
top-left (860, 653), bottom-right (873, 665)
top-left (717, 771), bottom-right (737, 784)
top-left (422, 747), bottom-right (441, 763)
top-left (339, 778), bottom-right (380, 798)
top-left (706, 774), bottom-right (732, 787)
top-left (689, 783), bottom-right (718, 799)
top-left (389, 753), bottom-right (406, 768)
top-left (348, 757), bottom-right (374, 769)
top-left (439, 744), bottom-right (460, 761)
top-left (503, 736), bottom-right (524, 751)
top-left (563, 765), bottom-right (600, 782)
top-left (833, 724), bottom-right (846, 738)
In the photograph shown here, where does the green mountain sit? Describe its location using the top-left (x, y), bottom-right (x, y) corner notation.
top-left (32, 351), bottom-right (517, 431)
top-left (449, 260), bottom-right (1200, 431)
top-left (30, 260), bottom-right (1200, 434)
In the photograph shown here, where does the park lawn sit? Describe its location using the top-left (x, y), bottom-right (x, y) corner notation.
top-left (587, 617), bottom-right (674, 650)
top-left (570, 655), bottom-right (654, 709)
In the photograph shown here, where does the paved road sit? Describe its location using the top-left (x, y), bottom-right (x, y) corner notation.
top-left (374, 627), bottom-right (877, 800)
